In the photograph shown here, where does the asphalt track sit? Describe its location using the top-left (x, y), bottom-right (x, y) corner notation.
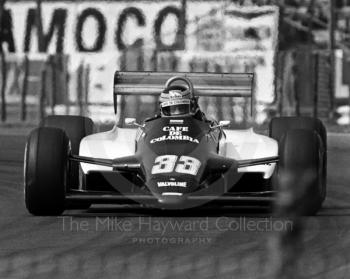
top-left (0, 132), bottom-right (350, 279)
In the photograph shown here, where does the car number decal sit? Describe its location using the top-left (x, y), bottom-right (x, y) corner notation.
top-left (151, 155), bottom-right (201, 176)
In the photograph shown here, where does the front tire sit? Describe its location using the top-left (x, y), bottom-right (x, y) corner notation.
top-left (269, 116), bottom-right (326, 147)
top-left (41, 115), bottom-right (94, 210)
top-left (41, 115), bottom-right (94, 188)
top-left (274, 129), bottom-right (325, 215)
top-left (270, 116), bottom-right (327, 208)
top-left (24, 127), bottom-right (69, 216)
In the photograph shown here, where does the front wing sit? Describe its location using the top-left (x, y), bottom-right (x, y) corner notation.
top-left (67, 154), bottom-right (279, 207)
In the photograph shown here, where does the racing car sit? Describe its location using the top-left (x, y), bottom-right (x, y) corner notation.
top-left (24, 71), bottom-right (327, 215)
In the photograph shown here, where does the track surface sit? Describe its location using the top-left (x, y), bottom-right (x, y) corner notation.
top-left (0, 133), bottom-right (350, 279)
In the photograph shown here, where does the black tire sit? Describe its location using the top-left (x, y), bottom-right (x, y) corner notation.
top-left (269, 116), bottom-right (326, 151)
top-left (24, 127), bottom-right (69, 216)
top-left (41, 115), bottom-right (94, 188)
top-left (269, 116), bottom-right (327, 203)
top-left (274, 129), bottom-right (325, 215)
top-left (41, 115), bottom-right (94, 210)
top-left (41, 115), bottom-right (94, 156)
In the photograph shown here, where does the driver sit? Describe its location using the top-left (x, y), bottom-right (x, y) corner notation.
top-left (145, 76), bottom-right (209, 122)
top-left (158, 84), bottom-right (208, 121)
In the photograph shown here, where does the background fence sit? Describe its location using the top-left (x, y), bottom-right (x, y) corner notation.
top-left (0, 49), bottom-right (337, 128)
top-left (275, 49), bottom-right (333, 120)
top-left (0, 0), bottom-right (347, 128)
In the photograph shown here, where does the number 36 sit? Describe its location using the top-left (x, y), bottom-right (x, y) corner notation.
top-left (151, 155), bottom-right (201, 176)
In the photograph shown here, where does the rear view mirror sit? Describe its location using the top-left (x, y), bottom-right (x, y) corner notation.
top-left (125, 118), bottom-right (136, 125)
top-left (210, 120), bottom-right (230, 130)
top-left (219, 120), bottom-right (230, 127)
top-left (125, 117), bottom-right (145, 130)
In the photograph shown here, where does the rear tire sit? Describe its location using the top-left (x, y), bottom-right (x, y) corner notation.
top-left (24, 127), bottom-right (69, 216)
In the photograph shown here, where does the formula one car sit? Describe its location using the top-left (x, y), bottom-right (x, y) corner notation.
top-left (24, 71), bottom-right (327, 215)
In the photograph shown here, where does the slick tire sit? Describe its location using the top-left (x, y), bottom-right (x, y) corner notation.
top-left (269, 116), bottom-right (326, 151)
top-left (269, 116), bottom-right (327, 204)
top-left (41, 115), bottom-right (94, 156)
top-left (24, 127), bottom-right (69, 216)
top-left (274, 129), bottom-right (325, 216)
top-left (41, 115), bottom-right (94, 209)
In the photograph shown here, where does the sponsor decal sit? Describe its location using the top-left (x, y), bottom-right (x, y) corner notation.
top-left (1, 2), bottom-right (186, 53)
top-left (169, 90), bottom-right (183, 98)
top-left (161, 99), bottom-right (190, 107)
top-left (163, 126), bottom-right (188, 133)
top-left (169, 119), bottom-right (184, 125)
top-left (151, 126), bottom-right (199, 144)
top-left (157, 181), bottom-right (187, 187)
top-left (150, 135), bottom-right (199, 144)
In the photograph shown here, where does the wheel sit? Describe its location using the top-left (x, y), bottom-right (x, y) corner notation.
top-left (41, 115), bottom-right (94, 188)
top-left (24, 127), bottom-right (69, 216)
top-left (269, 116), bottom-right (326, 151)
top-left (274, 129), bottom-right (325, 215)
top-left (41, 115), bottom-right (94, 156)
top-left (269, 116), bottom-right (327, 203)
top-left (41, 115), bottom-right (94, 210)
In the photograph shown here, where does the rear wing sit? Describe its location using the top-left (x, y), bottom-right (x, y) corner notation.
top-left (113, 71), bottom-right (254, 114)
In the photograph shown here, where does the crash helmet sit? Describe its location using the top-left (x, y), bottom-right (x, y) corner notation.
top-left (159, 85), bottom-right (199, 117)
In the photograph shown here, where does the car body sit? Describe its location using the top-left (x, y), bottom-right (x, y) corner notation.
top-left (77, 116), bottom-right (278, 207)
top-left (70, 72), bottom-right (279, 209)
top-left (24, 71), bottom-right (327, 214)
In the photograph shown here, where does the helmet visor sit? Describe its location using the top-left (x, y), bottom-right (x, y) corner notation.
top-left (161, 99), bottom-right (191, 116)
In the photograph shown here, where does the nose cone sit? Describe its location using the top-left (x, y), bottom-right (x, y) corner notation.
top-left (146, 176), bottom-right (199, 206)
top-left (156, 193), bottom-right (188, 208)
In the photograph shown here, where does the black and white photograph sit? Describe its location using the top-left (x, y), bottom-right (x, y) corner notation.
top-left (0, 0), bottom-right (349, 278)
